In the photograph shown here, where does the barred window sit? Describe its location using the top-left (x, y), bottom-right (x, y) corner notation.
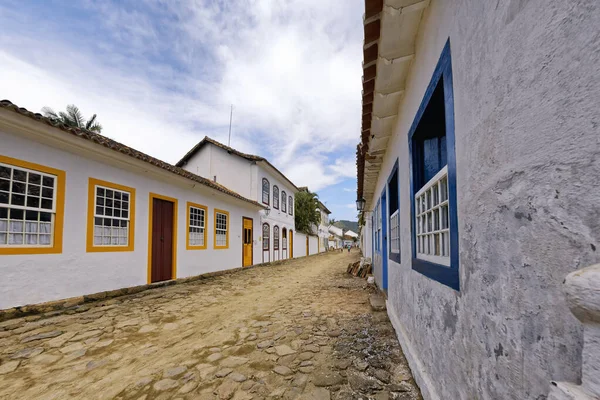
top-left (273, 185), bottom-right (279, 209)
top-left (0, 163), bottom-right (56, 246)
top-left (215, 211), bottom-right (228, 248)
top-left (262, 178), bottom-right (270, 205)
top-left (274, 225), bottom-right (279, 250)
top-left (281, 191), bottom-right (287, 213)
top-left (93, 186), bottom-right (131, 246)
top-left (263, 223), bottom-right (270, 250)
top-left (188, 206), bottom-right (205, 247)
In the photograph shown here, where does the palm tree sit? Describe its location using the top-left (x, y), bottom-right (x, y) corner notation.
top-left (42, 104), bottom-right (103, 133)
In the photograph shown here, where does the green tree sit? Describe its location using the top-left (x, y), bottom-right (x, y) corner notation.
top-left (42, 104), bottom-right (103, 133)
top-left (294, 190), bottom-right (321, 234)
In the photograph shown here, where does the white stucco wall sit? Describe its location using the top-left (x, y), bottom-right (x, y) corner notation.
top-left (182, 145), bottom-right (255, 200)
top-left (362, 1), bottom-right (600, 399)
top-left (308, 235), bottom-right (319, 256)
top-left (293, 231), bottom-right (307, 258)
top-left (0, 128), bottom-right (263, 309)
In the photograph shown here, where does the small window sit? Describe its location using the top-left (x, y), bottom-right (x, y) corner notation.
top-left (0, 161), bottom-right (60, 248)
top-left (214, 209), bottom-right (229, 249)
top-left (262, 178), bottom-right (270, 205)
top-left (273, 185), bottom-right (279, 209)
top-left (187, 202), bottom-right (207, 249)
top-left (274, 225), bottom-right (279, 250)
top-left (262, 223), bottom-right (270, 250)
top-left (388, 162), bottom-right (400, 262)
top-left (288, 196), bottom-right (293, 216)
top-left (91, 182), bottom-right (134, 249)
top-left (281, 191), bottom-right (287, 213)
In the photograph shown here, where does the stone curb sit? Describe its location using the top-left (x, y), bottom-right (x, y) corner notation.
top-left (0, 251), bottom-right (330, 323)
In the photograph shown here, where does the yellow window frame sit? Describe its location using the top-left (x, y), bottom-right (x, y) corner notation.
top-left (186, 201), bottom-right (208, 250)
top-left (213, 208), bottom-right (230, 249)
top-left (0, 155), bottom-right (66, 255)
top-left (86, 177), bottom-right (136, 252)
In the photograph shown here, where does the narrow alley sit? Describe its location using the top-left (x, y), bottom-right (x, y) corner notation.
top-left (0, 251), bottom-right (420, 400)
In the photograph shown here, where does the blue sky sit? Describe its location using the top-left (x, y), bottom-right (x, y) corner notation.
top-left (0, 0), bottom-right (363, 221)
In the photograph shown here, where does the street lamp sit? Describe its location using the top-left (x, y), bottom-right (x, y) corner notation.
top-left (356, 197), bottom-right (366, 211)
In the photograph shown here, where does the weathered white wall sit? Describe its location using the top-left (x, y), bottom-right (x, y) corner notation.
top-left (293, 231), bottom-right (307, 258)
top-left (183, 145), bottom-right (254, 199)
top-left (308, 235), bottom-right (319, 256)
top-left (0, 129), bottom-right (263, 309)
top-left (364, 1), bottom-right (600, 399)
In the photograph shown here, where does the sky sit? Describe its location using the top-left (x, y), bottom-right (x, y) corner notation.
top-left (0, 0), bottom-right (364, 221)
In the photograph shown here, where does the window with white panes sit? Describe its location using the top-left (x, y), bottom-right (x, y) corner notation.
top-left (289, 197), bottom-right (293, 215)
top-left (0, 163), bottom-right (56, 246)
top-left (215, 211), bottom-right (228, 247)
top-left (415, 166), bottom-right (449, 265)
top-left (273, 225), bottom-right (279, 250)
top-left (388, 164), bottom-right (400, 261)
top-left (281, 191), bottom-right (287, 213)
top-left (189, 206), bottom-right (205, 247)
top-left (93, 185), bottom-right (131, 246)
top-left (273, 185), bottom-right (279, 209)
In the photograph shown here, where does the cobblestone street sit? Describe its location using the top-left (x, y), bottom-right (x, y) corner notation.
top-left (0, 251), bottom-right (420, 400)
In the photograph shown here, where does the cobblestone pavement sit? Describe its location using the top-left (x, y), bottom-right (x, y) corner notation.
top-left (0, 251), bottom-right (421, 400)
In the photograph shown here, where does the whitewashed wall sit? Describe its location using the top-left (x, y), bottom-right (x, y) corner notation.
top-left (362, 1), bottom-right (600, 399)
top-left (293, 231), bottom-right (307, 258)
top-left (0, 129), bottom-right (263, 309)
top-left (308, 235), bottom-right (319, 256)
top-left (183, 145), bottom-right (256, 200)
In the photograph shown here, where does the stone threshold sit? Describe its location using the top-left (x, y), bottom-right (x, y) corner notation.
top-left (0, 252), bottom-right (329, 323)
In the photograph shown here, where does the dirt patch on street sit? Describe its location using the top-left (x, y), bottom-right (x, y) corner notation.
top-left (0, 251), bottom-right (421, 400)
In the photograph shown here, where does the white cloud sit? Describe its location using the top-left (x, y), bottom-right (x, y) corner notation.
top-left (0, 0), bottom-right (363, 192)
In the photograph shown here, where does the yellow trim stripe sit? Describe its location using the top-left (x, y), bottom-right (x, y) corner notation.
top-left (86, 177), bottom-right (136, 253)
top-left (0, 154), bottom-right (65, 255)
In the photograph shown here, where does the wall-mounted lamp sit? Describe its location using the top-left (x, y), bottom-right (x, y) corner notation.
top-left (356, 197), bottom-right (366, 211)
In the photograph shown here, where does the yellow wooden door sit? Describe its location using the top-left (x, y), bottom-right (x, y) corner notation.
top-left (242, 218), bottom-right (253, 267)
top-left (289, 230), bottom-right (294, 258)
top-left (306, 236), bottom-right (309, 256)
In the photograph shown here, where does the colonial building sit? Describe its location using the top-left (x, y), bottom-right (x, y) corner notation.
top-left (356, 1), bottom-right (599, 399)
top-left (0, 101), bottom-right (265, 309)
top-left (176, 137), bottom-right (299, 263)
top-left (316, 200), bottom-right (331, 252)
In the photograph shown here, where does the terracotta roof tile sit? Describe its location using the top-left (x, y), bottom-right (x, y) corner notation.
top-left (0, 100), bottom-right (266, 209)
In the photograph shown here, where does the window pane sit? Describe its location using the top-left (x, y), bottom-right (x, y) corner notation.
top-left (41, 187), bottom-right (53, 198)
top-left (0, 192), bottom-right (7, 204)
top-left (41, 198), bottom-right (53, 210)
top-left (28, 173), bottom-right (41, 184)
top-left (42, 176), bottom-right (54, 187)
top-left (0, 179), bottom-right (9, 192)
top-left (13, 170), bottom-right (26, 182)
top-left (10, 208), bottom-right (23, 220)
top-left (27, 197), bottom-right (40, 208)
top-left (0, 166), bottom-right (10, 179)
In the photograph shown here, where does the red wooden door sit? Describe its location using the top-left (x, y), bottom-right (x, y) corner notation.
top-left (151, 198), bottom-right (174, 283)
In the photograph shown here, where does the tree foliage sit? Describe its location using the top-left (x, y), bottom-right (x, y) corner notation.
top-left (42, 104), bottom-right (103, 133)
top-left (294, 190), bottom-right (321, 234)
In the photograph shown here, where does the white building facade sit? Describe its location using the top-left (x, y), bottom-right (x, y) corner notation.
top-left (356, 1), bottom-right (600, 399)
top-left (176, 137), bottom-right (298, 264)
top-left (0, 102), bottom-right (265, 309)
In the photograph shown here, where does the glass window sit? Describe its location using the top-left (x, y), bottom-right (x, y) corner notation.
top-left (281, 191), bottom-right (287, 213)
top-left (93, 185), bottom-right (131, 247)
top-left (262, 178), bottom-right (270, 205)
top-left (0, 163), bottom-right (57, 247)
top-left (215, 211), bottom-right (228, 248)
top-left (273, 225), bottom-right (279, 250)
top-left (273, 185), bottom-right (279, 209)
top-left (262, 223), bottom-right (270, 250)
top-left (289, 196), bottom-right (293, 216)
top-left (188, 205), bottom-right (206, 247)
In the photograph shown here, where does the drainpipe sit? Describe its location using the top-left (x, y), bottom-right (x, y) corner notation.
top-left (548, 264), bottom-right (600, 399)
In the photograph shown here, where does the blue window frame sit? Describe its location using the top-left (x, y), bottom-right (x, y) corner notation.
top-left (387, 159), bottom-right (400, 263)
top-left (408, 40), bottom-right (460, 291)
